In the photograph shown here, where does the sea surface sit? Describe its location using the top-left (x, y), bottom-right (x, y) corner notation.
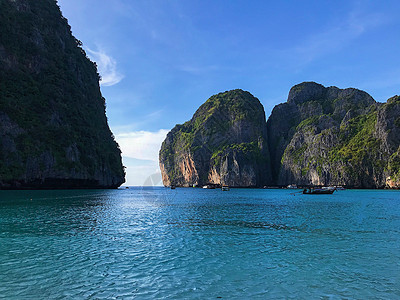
top-left (0, 187), bottom-right (399, 299)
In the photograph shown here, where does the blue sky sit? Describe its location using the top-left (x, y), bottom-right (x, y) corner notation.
top-left (57, 0), bottom-right (400, 186)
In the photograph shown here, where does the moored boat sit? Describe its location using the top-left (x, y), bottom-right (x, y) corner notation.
top-left (221, 186), bottom-right (230, 191)
top-left (303, 187), bottom-right (335, 194)
top-left (334, 186), bottom-right (345, 190)
top-left (287, 184), bottom-right (298, 189)
top-left (202, 185), bottom-right (216, 189)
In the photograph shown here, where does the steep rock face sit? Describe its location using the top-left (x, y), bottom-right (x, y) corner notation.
top-left (159, 89), bottom-right (271, 187)
top-left (379, 96), bottom-right (400, 188)
top-left (267, 82), bottom-right (400, 188)
top-left (0, 0), bottom-right (125, 188)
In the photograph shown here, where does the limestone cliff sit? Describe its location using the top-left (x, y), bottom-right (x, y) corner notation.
top-left (378, 96), bottom-right (400, 188)
top-left (268, 82), bottom-right (400, 188)
top-left (161, 82), bottom-right (400, 189)
top-left (0, 0), bottom-right (125, 188)
top-left (159, 89), bottom-right (271, 187)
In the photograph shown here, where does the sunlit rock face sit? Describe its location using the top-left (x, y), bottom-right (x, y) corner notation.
top-left (268, 82), bottom-right (400, 188)
top-left (160, 82), bottom-right (400, 189)
top-left (159, 89), bottom-right (271, 187)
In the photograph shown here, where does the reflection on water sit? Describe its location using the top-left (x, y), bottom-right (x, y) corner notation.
top-left (0, 188), bottom-right (399, 299)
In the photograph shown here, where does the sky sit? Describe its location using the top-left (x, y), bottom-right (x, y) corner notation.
top-left (57, 0), bottom-right (400, 186)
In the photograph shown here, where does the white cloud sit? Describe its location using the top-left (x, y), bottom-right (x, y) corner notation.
top-left (123, 163), bottom-right (163, 186)
top-left (86, 48), bottom-right (123, 86)
top-left (115, 129), bottom-right (169, 162)
top-left (114, 129), bottom-right (170, 186)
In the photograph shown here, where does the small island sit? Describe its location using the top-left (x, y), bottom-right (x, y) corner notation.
top-left (160, 82), bottom-right (400, 189)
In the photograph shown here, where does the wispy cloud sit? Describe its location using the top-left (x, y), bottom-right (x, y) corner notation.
top-left (292, 9), bottom-right (387, 64)
top-left (115, 129), bottom-right (169, 162)
top-left (111, 110), bottom-right (165, 133)
top-left (178, 64), bottom-right (219, 75)
top-left (86, 48), bottom-right (123, 86)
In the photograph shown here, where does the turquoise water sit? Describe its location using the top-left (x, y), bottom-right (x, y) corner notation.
top-left (0, 188), bottom-right (399, 299)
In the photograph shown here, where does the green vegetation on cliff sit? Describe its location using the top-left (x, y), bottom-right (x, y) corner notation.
top-left (0, 0), bottom-right (124, 188)
top-left (160, 89), bottom-right (267, 156)
top-left (159, 89), bottom-right (270, 187)
top-left (329, 112), bottom-right (379, 164)
top-left (271, 82), bottom-right (400, 188)
top-left (388, 149), bottom-right (400, 182)
top-left (210, 141), bottom-right (268, 167)
top-left (161, 82), bottom-right (400, 188)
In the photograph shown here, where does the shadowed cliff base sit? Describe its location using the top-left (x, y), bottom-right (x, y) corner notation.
top-left (0, 178), bottom-right (122, 190)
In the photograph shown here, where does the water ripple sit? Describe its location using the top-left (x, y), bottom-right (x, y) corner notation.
top-left (0, 188), bottom-right (399, 299)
